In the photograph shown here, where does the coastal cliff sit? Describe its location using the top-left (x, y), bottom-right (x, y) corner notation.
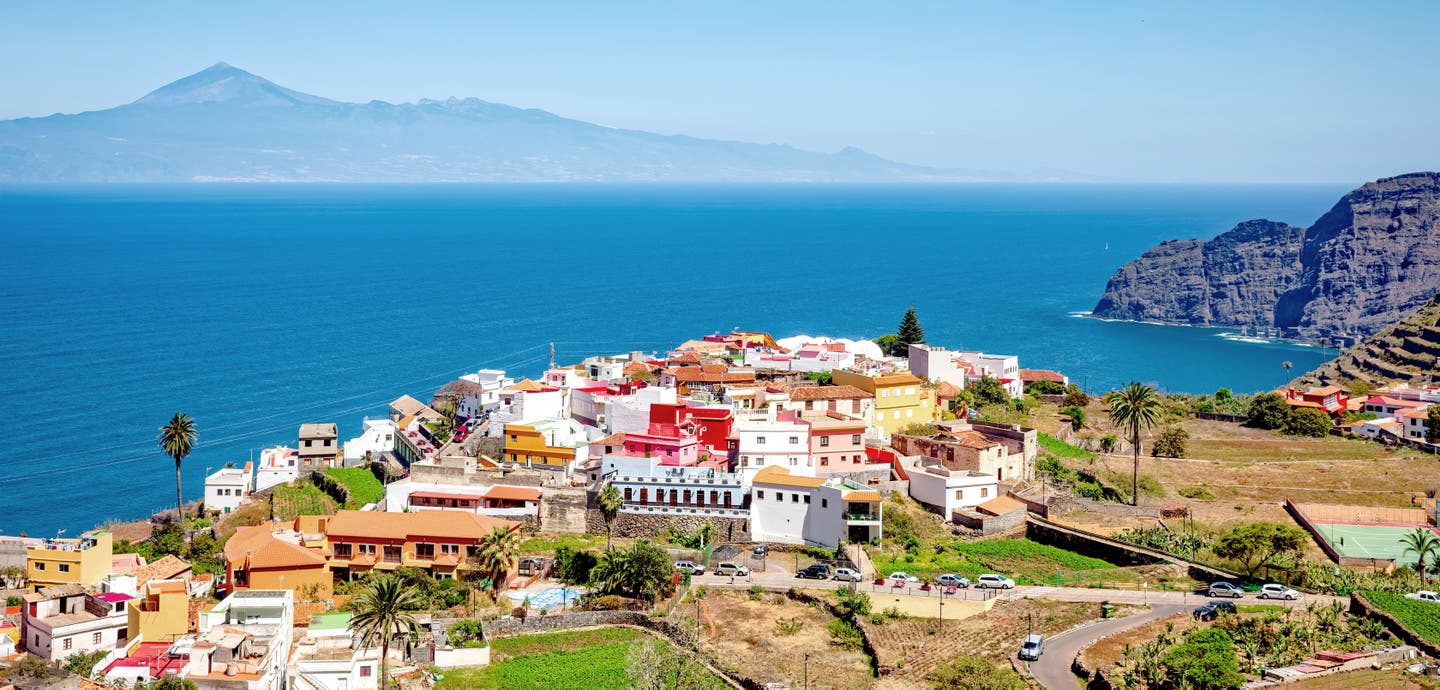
top-left (1092, 172), bottom-right (1440, 342)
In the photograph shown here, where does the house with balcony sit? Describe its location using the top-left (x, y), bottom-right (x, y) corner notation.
top-left (297, 423), bottom-right (341, 474)
top-left (748, 466), bottom-right (883, 549)
top-left (958, 351), bottom-right (1023, 398)
top-left (443, 368), bottom-right (515, 418)
top-left (905, 455), bottom-right (999, 518)
top-left (343, 418), bottom-right (397, 467)
top-left (20, 583), bottom-right (131, 661)
top-left (769, 384), bottom-right (875, 429)
top-left (383, 481), bottom-right (542, 520)
top-left (590, 455), bottom-right (748, 522)
top-left (659, 364), bottom-right (757, 396)
top-left (797, 411), bottom-right (874, 476)
top-left (1395, 406), bottom-right (1434, 440)
top-left (906, 343), bottom-right (974, 389)
top-left (290, 612), bottom-right (388, 690)
top-left (26, 530), bottom-right (113, 592)
top-left (604, 386), bottom-right (679, 435)
top-left (323, 510), bottom-right (518, 582)
top-left (1284, 385), bottom-right (1350, 420)
top-left (734, 407), bottom-right (813, 480)
top-left (223, 525), bottom-right (331, 600)
top-left (205, 462), bottom-right (255, 515)
top-left (388, 394), bottom-right (444, 425)
top-left (892, 420), bottom-right (1036, 484)
top-left (830, 369), bottom-right (935, 439)
top-left (1362, 395), bottom-right (1432, 417)
top-left (486, 380), bottom-right (566, 437)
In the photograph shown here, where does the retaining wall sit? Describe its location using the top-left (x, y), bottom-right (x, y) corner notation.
top-left (1350, 592), bottom-right (1440, 659)
top-left (1024, 516), bottom-right (1243, 582)
top-left (586, 510), bottom-right (751, 542)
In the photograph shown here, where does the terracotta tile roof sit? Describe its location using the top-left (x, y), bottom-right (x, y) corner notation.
top-left (782, 384), bottom-right (873, 401)
top-left (410, 490), bottom-right (484, 502)
top-left (111, 553), bottom-right (146, 574)
top-left (929, 429), bottom-right (999, 450)
top-left (131, 554), bottom-right (191, 587)
top-left (390, 395), bottom-right (435, 418)
top-left (872, 372), bottom-right (923, 386)
top-left (935, 381), bottom-right (962, 397)
top-left (623, 361), bottom-right (655, 375)
top-left (506, 379), bottom-right (546, 393)
top-left (486, 485), bottom-right (542, 502)
top-left (1287, 399), bottom-right (1325, 409)
top-left (1019, 369), bottom-right (1066, 383)
top-left (843, 489), bottom-right (883, 502)
top-left (596, 432), bottom-right (628, 447)
top-left (752, 465), bottom-right (827, 488)
top-left (325, 510), bottom-right (517, 541)
top-left (1309, 385), bottom-right (1343, 396)
top-left (23, 583), bottom-right (85, 603)
top-left (224, 527), bottom-right (327, 570)
top-left (667, 365), bottom-right (756, 384)
top-left (975, 495), bottom-right (1026, 516)
top-left (670, 351), bottom-right (704, 364)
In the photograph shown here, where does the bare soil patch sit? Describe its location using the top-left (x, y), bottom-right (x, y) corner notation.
top-left (696, 591), bottom-right (874, 690)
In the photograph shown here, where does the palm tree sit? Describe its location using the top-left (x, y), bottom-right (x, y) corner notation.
top-left (1283, 360), bottom-right (1293, 379)
top-left (590, 540), bottom-right (674, 602)
top-left (471, 526), bottom-right (521, 599)
top-left (348, 574), bottom-right (424, 688)
top-left (158, 413), bottom-right (198, 520)
top-left (1107, 382), bottom-right (1163, 506)
top-left (598, 484), bottom-right (623, 551)
top-left (1400, 528), bottom-right (1440, 581)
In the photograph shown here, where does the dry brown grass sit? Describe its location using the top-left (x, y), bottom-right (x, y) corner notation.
top-left (1290, 668), bottom-right (1440, 689)
top-left (696, 591), bottom-right (874, 690)
top-left (1078, 613), bottom-right (1191, 670)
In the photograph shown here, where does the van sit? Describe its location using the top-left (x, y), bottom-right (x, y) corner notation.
top-left (1018, 634), bottom-right (1044, 661)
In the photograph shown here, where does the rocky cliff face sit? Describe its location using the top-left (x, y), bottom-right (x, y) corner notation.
top-left (1093, 173), bottom-right (1440, 341)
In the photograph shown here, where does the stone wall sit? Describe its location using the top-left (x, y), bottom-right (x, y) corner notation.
top-left (955, 508), bottom-right (1026, 535)
top-left (1025, 516), bottom-right (1243, 582)
top-left (586, 510), bottom-right (751, 542)
top-left (1351, 593), bottom-right (1440, 658)
top-left (540, 487), bottom-right (589, 534)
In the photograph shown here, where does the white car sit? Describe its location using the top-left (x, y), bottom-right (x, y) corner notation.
top-left (673, 560), bottom-right (705, 575)
top-left (715, 562), bottom-right (749, 577)
top-left (1258, 583), bottom-right (1299, 600)
top-left (887, 572), bottom-right (920, 584)
top-left (976, 574), bottom-right (1015, 589)
top-left (1405, 590), bottom-right (1440, 603)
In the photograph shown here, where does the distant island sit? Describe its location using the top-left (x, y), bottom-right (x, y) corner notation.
top-left (0, 62), bottom-right (1013, 183)
top-left (1091, 172), bottom-right (1440, 344)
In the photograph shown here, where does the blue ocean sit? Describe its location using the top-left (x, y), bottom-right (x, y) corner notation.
top-left (0, 184), bottom-right (1345, 535)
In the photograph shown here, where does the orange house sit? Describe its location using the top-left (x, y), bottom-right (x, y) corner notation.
top-left (223, 525), bottom-right (331, 599)
top-left (323, 510), bottom-right (518, 582)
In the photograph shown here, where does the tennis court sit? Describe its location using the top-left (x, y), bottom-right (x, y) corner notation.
top-left (1311, 522), bottom-right (1440, 565)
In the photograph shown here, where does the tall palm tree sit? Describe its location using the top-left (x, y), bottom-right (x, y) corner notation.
top-left (1283, 360), bottom-right (1293, 379)
top-left (471, 526), bottom-right (521, 600)
top-left (1400, 528), bottom-right (1440, 581)
top-left (158, 413), bottom-right (198, 520)
top-left (348, 574), bottom-right (424, 688)
top-left (1107, 382), bottom-right (1163, 506)
top-left (598, 484), bottom-right (624, 551)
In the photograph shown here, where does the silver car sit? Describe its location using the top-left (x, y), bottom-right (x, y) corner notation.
top-left (1258, 583), bottom-right (1299, 600)
top-left (832, 567), bottom-right (863, 582)
top-left (715, 561), bottom-right (749, 576)
top-left (936, 574), bottom-right (970, 588)
top-left (673, 560), bottom-right (705, 575)
top-left (1207, 582), bottom-right (1244, 598)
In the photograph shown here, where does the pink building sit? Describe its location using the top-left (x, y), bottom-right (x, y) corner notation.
top-left (800, 412), bottom-right (869, 475)
top-left (620, 416), bottom-right (701, 466)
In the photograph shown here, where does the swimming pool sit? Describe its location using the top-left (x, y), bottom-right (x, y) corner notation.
top-left (508, 587), bottom-right (582, 610)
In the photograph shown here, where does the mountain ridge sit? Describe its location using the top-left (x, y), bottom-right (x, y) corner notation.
top-left (0, 62), bottom-right (999, 183)
top-left (1091, 172), bottom-right (1440, 342)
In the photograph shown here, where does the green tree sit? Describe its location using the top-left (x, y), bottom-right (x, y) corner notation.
top-left (926, 656), bottom-right (1026, 690)
top-left (1245, 392), bottom-right (1289, 430)
top-left (1283, 408), bottom-right (1333, 437)
top-left (470, 526), bottom-right (520, 600)
top-left (158, 412), bottom-right (198, 520)
top-left (1025, 380), bottom-right (1066, 395)
top-left (347, 574), bottom-right (424, 688)
top-left (1107, 382), bottom-right (1163, 506)
top-left (186, 531), bottom-right (219, 560)
top-left (1062, 405), bottom-right (1086, 431)
top-left (1215, 388), bottom-right (1233, 402)
top-left (1400, 528), bottom-right (1440, 580)
top-left (597, 484), bottom-right (624, 551)
top-left (897, 306), bottom-right (926, 346)
top-left (149, 677), bottom-right (200, 690)
top-left (1212, 522), bottom-right (1307, 578)
top-left (555, 546), bottom-right (599, 585)
top-left (1429, 406), bottom-right (1440, 443)
top-left (1151, 425), bottom-right (1188, 458)
top-left (873, 333), bottom-right (905, 357)
top-left (1164, 628), bottom-right (1243, 690)
top-left (969, 375), bottom-right (1009, 407)
top-left (805, 371), bottom-right (832, 385)
top-left (1062, 385), bottom-right (1091, 408)
top-left (589, 539), bottom-right (674, 602)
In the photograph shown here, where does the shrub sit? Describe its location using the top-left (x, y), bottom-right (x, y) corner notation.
top-left (448, 619), bottom-right (487, 648)
top-left (5, 595), bottom-right (21, 607)
top-left (1025, 380), bottom-right (1065, 395)
top-left (1246, 393), bottom-right (1289, 430)
top-left (1063, 387), bottom-right (1091, 409)
top-left (899, 422), bottom-right (940, 437)
top-left (580, 594), bottom-right (633, 611)
top-left (1151, 425), bottom-right (1188, 458)
top-left (826, 619), bottom-right (864, 650)
top-left (927, 656), bottom-right (1026, 690)
top-left (1164, 628), bottom-right (1243, 690)
top-left (1283, 408), bottom-right (1333, 437)
top-left (748, 585), bottom-right (765, 601)
top-left (775, 617), bottom-right (804, 636)
top-left (870, 606), bottom-right (912, 625)
top-left (970, 376), bottom-right (1009, 406)
top-left (1062, 405), bottom-right (1086, 431)
top-left (1360, 590), bottom-right (1440, 644)
top-left (1178, 485), bottom-right (1216, 500)
top-left (1100, 434), bottom-right (1119, 453)
top-left (834, 587), bottom-right (872, 618)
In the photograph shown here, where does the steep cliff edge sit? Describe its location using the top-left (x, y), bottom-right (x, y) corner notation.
top-left (1092, 172), bottom-right (1440, 342)
top-left (1292, 296), bottom-right (1440, 390)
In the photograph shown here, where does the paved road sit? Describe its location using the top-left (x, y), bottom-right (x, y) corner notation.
top-left (1027, 605), bottom-right (1187, 690)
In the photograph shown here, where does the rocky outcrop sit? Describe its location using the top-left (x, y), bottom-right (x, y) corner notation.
top-left (1293, 295), bottom-right (1440, 389)
top-left (1093, 173), bottom-right (1440, 341)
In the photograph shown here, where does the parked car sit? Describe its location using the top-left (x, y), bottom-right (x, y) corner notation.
top-left (1258, 584), bottom-right (1299, 600)
top-left (935, 574), bottom-right (971, 588)
top-left (674, 560), bottom-right (705, 575)
top-left (1207, 582), bottom-right (1244, 598)
top-left (832, 567), bottom-right (863, 582)
top-left (715, 562), bottom-right (749, 576)
top-left (797, 564), bottom-right (831, 580)
top-left (1192, 601), bottom-right (1237, 621)
top-left (976, 574), bottom-right (1015, 589)
top-left (888, 572), bottom-right (920, 584)
top-left (1018, 634), bottom-right (1044, 661)
top-left (753, 545), bottom-right (769, 557)
top-left (1405, 590), bottom-right (1440, 603)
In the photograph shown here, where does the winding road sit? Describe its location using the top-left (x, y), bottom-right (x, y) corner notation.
top-left (1026, 605), bottom-right (1187, 690)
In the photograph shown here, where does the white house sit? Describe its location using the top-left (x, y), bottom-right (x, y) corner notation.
top-left (383, 480), bottom-right (541, 520)
top-left (959, 351), bottom-right (1023, 398)
top-left (343, 418), bottom-right (397, 467)
top-left (906, 343), bottom-right (972, 389)
top-left (905, 455), bottom-right (1000, 517)
top-left (605, 386), bottom-right (680, 435)
top-left (1395, 406), bottom-right (1434, 441)
top-left (590, 455), bottom-right (748, 521)
top-left (734, 407), bottom-right (812, 480)
top-left (748, 466), bottom-right (883, 549)
top-left (205, 462), bottom-right (254, 515)
top-left (290, 612), bottom-right (388, 690)
top-left (20, 584), bottom-right (131, 662)
top-left (254, 445), bottom-right (300, 493)
top-left (487, 381), bottom-right (566, 437)
top-left (452, 368), bottom-right (515, 418)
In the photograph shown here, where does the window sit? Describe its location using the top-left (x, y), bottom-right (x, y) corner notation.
top-left (34, 563), bottom-right (44, 571)
top-left (820, 456), bottom-right (829, 466)
top-left (93, 632), bottom-right (102, 644)
top-left (803, 494), bottom-right (810, 503)
top-left (360, 665), bottom-right (373, 678)
top-left (788, 436), bottom-right (799, 444)
top-left (59, 564), bottom-right (70, 573)
top-left (906, 409), bottom-right (914, 418)
top-left (333, 542), bottom-right (352, 558)
top-left (741, 456), bottom-right (749, 467)
top-left (441, 543), bottom-right (459, 555)
top-left (805, 401), bottom-right (814, 410)
top-left (775, 492), bottom-right (782, 501)
top-left (954, 489), bottom-right (964, 500)
top-left (63, 638), bottom-right (72, 650)
top-left (757, 436), bottom-right (766, 445)
top-left (820, 436), bottom-right (830, 447)
top-left (980, 487), bottom-right (989, 498)
top-left (416, 543), bottom-right (435, 559)
top-left (624, 487), bottom-right (633, 501)
top-left (359, 544), bottom-right (377, 555)
top-left (852, 434), bottom-right (861, 444)
top-left (905, 387), bottom-right (916, 396)
top-left (821, 498), bottom-right (828, 508)
top-left (789, 457), bottom-right (797, 466)
top-left (757, 490), bottom-right (764, 500)
top-left (305, 439), bottom-right (313, 448)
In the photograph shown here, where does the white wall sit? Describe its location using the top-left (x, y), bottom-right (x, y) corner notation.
top-left (750, 485), bottom-right (815, 546)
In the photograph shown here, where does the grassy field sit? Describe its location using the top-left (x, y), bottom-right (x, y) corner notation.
top-left (272, 482), bottom-right (337, 519)
top-left (1291, 668), bottom-right (1438, 689)
top-left (519, 532), bottom-right (608, 555)
top-left (323, 467), bottom-right (385, 507)
top-left (1360, 590), bottom-right (1440, 645)
top-left (435, 628), bottom-right (727, 689)
top-left (871, 537), bottom-right (1118, 584)
top-left (1039, 433), bottom-right (1097, 459)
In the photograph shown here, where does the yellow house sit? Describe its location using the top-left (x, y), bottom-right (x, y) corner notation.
top-left (503, 424), bottom-right (578, 471)
top-left (127, 579), bottom-right (190, 643)
top-left (26, 530), bottom-right (112, 592)
top-left (831, 370), bottom-right (935, 437)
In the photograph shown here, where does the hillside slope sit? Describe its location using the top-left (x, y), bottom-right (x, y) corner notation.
top-left (1292, 295), bottom-right (1440, 390)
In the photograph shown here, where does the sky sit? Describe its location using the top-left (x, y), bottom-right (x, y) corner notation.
top-left (2, 1), bottom-right (1438, 182)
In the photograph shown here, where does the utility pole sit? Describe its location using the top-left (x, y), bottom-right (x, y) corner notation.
top-left (804, 653), bottom-right (810, 689)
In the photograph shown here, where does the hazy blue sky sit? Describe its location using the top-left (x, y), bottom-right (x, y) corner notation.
top-left (3, 1), bottom-right (1437, 182)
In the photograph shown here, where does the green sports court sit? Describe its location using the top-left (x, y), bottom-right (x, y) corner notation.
top-left (1288, 502), bottom-right (1439, 567)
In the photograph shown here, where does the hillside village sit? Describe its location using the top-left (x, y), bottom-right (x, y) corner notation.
top-left (3, 312), bottom-right (1440, 690)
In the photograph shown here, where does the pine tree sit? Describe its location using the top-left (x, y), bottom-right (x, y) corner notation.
top-left (897, 306), bottom-right (925, 345)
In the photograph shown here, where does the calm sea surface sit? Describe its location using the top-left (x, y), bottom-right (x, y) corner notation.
top-left (0, 184), bottom-right (1346, 535)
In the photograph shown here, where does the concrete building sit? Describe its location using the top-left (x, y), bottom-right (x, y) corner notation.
top-left (748, 466), bottom-right (883, 549)
top-left (205, 463), bottom-right (254, 515)
top-left (958, 351), bottom-right (1023, 398)
top-left (905, 456), bottom-right (999, 518)
top-left (223, 525), bottom-right (332, 600)
top-left (831, 369), bottom-right (935, 439)
top-left (501, 418), bottom-right (598, 473)
top-left (798, 412), bottom-right (871, 476)
top-left (20, 583), bottom-right (131, 661)
top-left (343, 418), bottom-right (396, 467)
top-left (734, 407), bottom-right (812, 480)
top-left (383, 481), bottom-right (542, 520)
top-left (906, 343), bottom-right (973, 389)
top-left (487, 380), bottom-right (566, 437)
top-left (447, 368), bottom-right (515, 418)
top-left (324, 510), bottom-right (519, 582)
top-left (26, 530), bottom-right (113, 592)
top-left (590, 455), bottom-right (748, 520)
top-left (604, 386), bottom-right (680, 435)
top-left (297, 423), bottom-right (340, 474)
top-left (254, 445), bottom-right (300, 493)
top-left (891, 420), bottom-right (1036, 484)
top-left (126, 578), bottom-right (190, 647)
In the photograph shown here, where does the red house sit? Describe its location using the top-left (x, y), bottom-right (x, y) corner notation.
top-left (649, 403), bottom-right (734, 455)
top-left (1285, 385), bottom-right (1349, 420)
